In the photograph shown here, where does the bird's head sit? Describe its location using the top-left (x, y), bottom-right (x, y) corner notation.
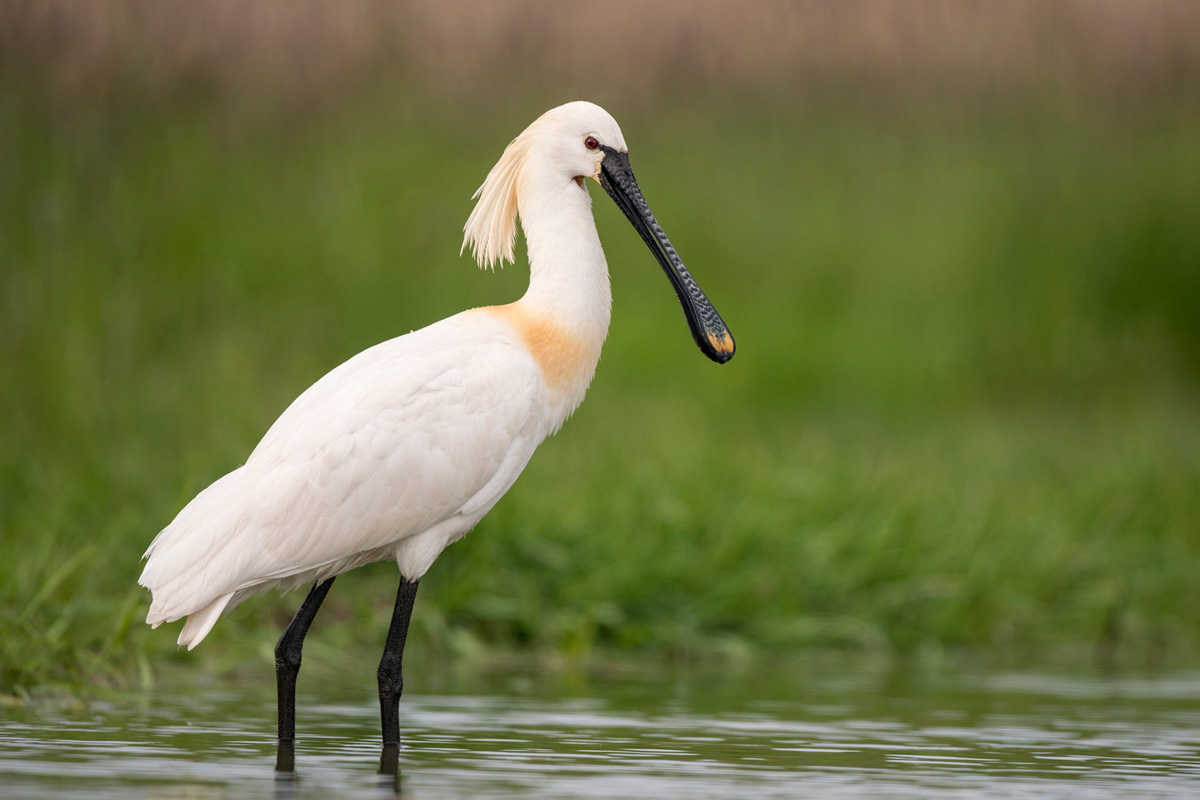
top-left (529, 101), bottom-right (628, 187)
top-left (462, 102), bottom-right (623, 272)
top-left (463, 101), bottom-right (734, 365)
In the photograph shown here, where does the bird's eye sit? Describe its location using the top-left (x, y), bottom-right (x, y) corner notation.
top-left (584, 136), bottom-right (599, 150)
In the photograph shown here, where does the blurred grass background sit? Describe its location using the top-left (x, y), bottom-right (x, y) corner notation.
top-left (2, 1), bottom-right (1199, 693)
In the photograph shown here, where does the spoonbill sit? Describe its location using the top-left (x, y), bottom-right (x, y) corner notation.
top-left (138, 101), bottom-right (734, 770)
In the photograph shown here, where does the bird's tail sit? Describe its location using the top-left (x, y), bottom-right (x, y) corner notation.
top-left (172, 592), bottom-right (234, 650)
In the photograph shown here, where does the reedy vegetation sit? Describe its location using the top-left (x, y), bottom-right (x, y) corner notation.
top-left (1, 3), bottom-right (1199, 691)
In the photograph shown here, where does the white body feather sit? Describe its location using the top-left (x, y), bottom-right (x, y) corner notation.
top-left (140, 102), bottom-right (627, 648)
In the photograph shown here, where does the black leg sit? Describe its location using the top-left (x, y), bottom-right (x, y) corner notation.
top-left (274, 577), bottom-right (335, 772)
top-left (378, 577), bottom-right (419, 758)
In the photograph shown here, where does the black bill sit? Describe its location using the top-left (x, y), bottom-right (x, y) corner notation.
top-left (598, 147), bottom-right (735, 364)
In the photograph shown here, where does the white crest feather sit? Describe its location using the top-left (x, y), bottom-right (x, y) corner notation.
top-left (461, 125), bottom-right (536, 271)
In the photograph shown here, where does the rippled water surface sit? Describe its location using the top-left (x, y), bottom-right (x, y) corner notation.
top-left (3, 662), bottom-right (1199, 798)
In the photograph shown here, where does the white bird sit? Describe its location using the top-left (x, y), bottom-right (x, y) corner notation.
top-left (138, 101), bottom-right (734, 771)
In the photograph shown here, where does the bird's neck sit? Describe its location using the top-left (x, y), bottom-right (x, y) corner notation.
top-left (507, 171), bottom-right (612, 421)
top-left (518, 175), bottom-right (612, 338)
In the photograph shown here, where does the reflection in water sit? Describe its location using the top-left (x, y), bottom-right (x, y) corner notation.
top-left (272, 768), bottom-right (298, 800)
top-left (271, 761), bottom-right (401, 800)
top-left (3, 664), bottom-right (1200, 799)
top-left (377, 743), bottom-right (401, 795)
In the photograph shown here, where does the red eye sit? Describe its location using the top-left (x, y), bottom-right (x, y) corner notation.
top-left (584, 136), bottom-right (599, 150)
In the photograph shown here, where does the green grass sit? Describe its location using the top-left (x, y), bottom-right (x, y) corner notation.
top-left (2, 85), bottom-right (1199, 693)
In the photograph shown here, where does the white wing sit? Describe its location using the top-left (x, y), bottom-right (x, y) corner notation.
top-left (139, 311), bottom-right (548, 629)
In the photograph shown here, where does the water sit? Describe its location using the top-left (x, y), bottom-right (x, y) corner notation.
top-left (3, 661), bottom-right (1199, 798)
